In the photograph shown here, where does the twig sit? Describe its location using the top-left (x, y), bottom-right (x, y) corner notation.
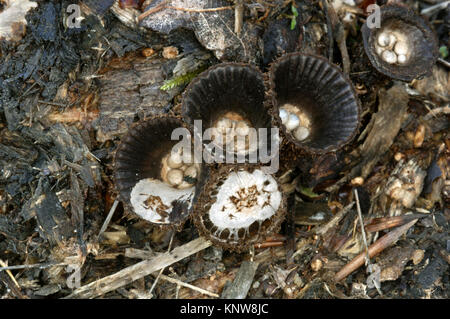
top-left (63, 237), bottom-right (212, 299)
top-left (354, 189), bottom-right (370, 266)
top-left (364, 213), bottom-right (428, 233)
top-left (148, 231), bottom-right (175, 296)
top-left (354, 189), bottom-right (382, 295)
top-left (0, 259), bottom-right (21, 287)
top-left (254, 241), bottom-right (284, 249)
top-left (420, 1), bottom-right (449, 16)
top-left (38, 100), bottom-right (68, 107)
top-left (424, 106), bottom-right (450, 120)
top-left (314, 202), bottom-right (355, 236)
top-left (0, 259), bottom-right (26, 299)
top-left (138, 2), bottom-right (233, 21)
top-left (97, 199), bottom-right (119, 241)
top-left (437, 58), bottom-right (450, 69)
top-left (321, 0), bottom-right (334, 62)
top-left (334, 219), bottom-right (417, 282)
top-left (336, 24), bottom-right (350, 74)
top-left (0, 262), bottom-right (67, 271)
top-left (158, 274), bottom-right (219, 298)
top-left (234, 0), bottom-right (244, 35)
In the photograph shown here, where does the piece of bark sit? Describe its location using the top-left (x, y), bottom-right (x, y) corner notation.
top-left (377, 246), bottom-right (415, 282)
top-left (70, 171), bottom-right (86, 254)
top-left (95, 57), bottom-right (182, 142)
top-left (64, 237), bottom-right (212, 299)
top-left (25, 177), bottom-right (74, 246)
top-left (49, 124), bottom-right (90, 163)
top-left (221, 261), bottom-right (259, 299)
top-left (358, 85), bottom-right (409, 178)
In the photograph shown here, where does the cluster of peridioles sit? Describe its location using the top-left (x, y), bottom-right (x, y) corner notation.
top-left (211, 114), bottom-right (257, 153)
top-left (161, 147), bottom-right (199, 189)
top-left (113, 4), bottom-right (438, 250)
top-left (375, 31), bottom-right (410, 64)
top-left (278, 104), bottom-right (311, 142)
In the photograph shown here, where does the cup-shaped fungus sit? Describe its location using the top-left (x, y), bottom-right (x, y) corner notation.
top-left (269, 53), bottom-right (361, 154)
top-left (182, 63), bottom-right (275, 163)
top-left (193, 165), bottom-right (286, 251)
top-left (362, 4), bottom-right (438, 81)
top-left (114, 116), bottom-right (200, 228)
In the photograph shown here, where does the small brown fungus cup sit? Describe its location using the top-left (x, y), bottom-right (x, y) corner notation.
top-left (269, 53), bottom-right (361, 154)
top-left (182, 63), bottom-right (276, 163)
top-left (114, 115), bottom-right (201, 229)
top-left (362, 4), bottom-right (438, 82)
top-left (192, 165), bottom-right (286, 251)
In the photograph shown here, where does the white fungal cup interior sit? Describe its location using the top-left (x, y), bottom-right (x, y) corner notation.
top-left (128, 147), bottom-right (199, 224)
top-left (130, 178), bottom-right (195, 224)
top-left (206, 169), bottom-right (282, 241)
top-left (279, 103), bottom-right (312, 142)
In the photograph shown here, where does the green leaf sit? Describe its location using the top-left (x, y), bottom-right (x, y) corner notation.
top-left (439, 46), bottom-right (448, 59)
top-left (160, 66), bottom-right (207, 91)
top-left (291, 5), bottom-right (298, 17)
top-left (290, 5), bottom-right (298, 30)
top-left (290, 17), bottom-right (296, 30)
top-left (299, 186), bottom-right (320, 198)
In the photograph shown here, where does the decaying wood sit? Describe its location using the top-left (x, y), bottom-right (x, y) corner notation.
top-left (124, 248), bottom-right (156, 260)
top-left (64, 237), bottom-right (212, 299)
top-left (95, 57), bottom-right (182, 142)
top-left (357, 85), bottom-right (409, 178)
top-left (221, 261), bottom-right (259, 299)
top-left (334, 219), bottom-right (418, 282)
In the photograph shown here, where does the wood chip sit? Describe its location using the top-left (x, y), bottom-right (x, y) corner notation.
top-left (221, 261), bottom-right (259, 299)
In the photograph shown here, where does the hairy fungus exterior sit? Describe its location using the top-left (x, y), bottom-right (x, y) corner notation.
top-left (114, 115), bottom-right (200, 229)
top-left (362, 5), bottom-right (438, 82)
top-left (193, 165), bottom-right (286, 251)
